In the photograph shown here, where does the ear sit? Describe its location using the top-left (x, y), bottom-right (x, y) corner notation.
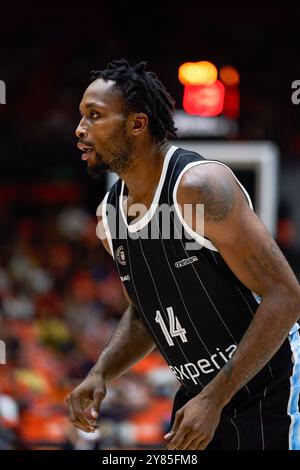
top-left (130, 113), bottom-right (148, 136)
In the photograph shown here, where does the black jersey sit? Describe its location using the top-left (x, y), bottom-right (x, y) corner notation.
top-left (99, 145), bottom-right (299, 408)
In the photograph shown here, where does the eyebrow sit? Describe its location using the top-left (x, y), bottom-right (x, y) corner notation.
top-left (79, 101), bottom-right (106, 112)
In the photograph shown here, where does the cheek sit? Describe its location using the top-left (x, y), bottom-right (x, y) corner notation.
top-left (90, 128), bottom-right (106, 149)
top-left (94, 118), bottom-right (128, 149)
top-left (93, 123), bottom-right (113, 141)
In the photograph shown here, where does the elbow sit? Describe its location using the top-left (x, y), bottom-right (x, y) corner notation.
top-left (269, 282), bottom-right (300, 320)
top-left (290, 286), bottom-right (300, 320)
top-left (285, 282), bottom-right (300, 305)
top-left (263, 277), bottom-right (300, 300)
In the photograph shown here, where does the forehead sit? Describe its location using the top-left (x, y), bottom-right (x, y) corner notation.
top-left (80, 78), bottom-right (124, 111)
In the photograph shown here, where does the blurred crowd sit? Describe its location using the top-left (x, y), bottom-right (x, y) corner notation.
top-left (1, 3), bottom-right (300, 186)
top-left (1, 0), bottom-right (300, 452)
top-left (0, 194), bottom-right (300, 450)
top-left (0, 203), bottom-right (178, 450)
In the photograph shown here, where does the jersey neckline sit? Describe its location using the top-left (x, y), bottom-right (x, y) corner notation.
top-left (119, 145), bottom-right (178, 233)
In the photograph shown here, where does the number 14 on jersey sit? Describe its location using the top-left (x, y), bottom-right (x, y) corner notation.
top-left (155, 306), bottom-right (188, 346)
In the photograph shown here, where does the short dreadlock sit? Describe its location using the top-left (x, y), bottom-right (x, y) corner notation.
top-left (90, 59), bottom-right (177, 142)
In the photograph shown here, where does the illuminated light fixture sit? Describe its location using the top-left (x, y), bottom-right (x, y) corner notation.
top-left (183, 80), bottom-right (225, 117)
top-left (178, 61), bottom-right (218, 86)
top-left (220, 65), bottom-right (240, 86)
top-left (223, 86), bottom-right (240, 118)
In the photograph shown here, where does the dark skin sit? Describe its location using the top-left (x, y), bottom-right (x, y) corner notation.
top-left (68, 78), bottom-right (168, 431)
top-left (164, 164), bottom-right (300, 450)
top-left (76, 78), bottom-right (170, 210)
top-left (69, 78), bottom-right (300, 449)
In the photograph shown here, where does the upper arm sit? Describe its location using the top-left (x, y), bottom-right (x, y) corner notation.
top-left (177, 163), bottom-right (300, 298)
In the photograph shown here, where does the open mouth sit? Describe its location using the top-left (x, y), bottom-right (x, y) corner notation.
top-left (77, 142), bottom-right (95, 161)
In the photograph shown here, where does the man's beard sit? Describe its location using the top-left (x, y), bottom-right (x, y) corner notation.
top-left (87, 125), bottom-right (133, 180)
top-left (87, 158), bottom-right (110, 180)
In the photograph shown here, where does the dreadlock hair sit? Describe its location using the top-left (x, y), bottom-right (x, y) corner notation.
top-left (90, 59), bottom-right (177, 143)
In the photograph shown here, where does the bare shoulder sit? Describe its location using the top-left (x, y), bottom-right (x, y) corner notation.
top-left (177, 162), bottom-right (247, 223)
top-left (174, 161), bottom-right (300, 298)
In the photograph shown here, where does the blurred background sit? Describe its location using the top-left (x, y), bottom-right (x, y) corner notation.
top-left (0, 0), bottom-right (300, 450)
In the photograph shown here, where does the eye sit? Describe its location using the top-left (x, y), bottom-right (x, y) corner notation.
top-left (90, 111), bottom-right (100, 119)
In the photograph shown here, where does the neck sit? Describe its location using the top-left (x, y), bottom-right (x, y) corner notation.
top-left (119, 140), bottom-right (171, 200)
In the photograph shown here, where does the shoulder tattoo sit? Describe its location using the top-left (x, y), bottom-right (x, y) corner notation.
top-left (187, 176), bottom-right (235, 223)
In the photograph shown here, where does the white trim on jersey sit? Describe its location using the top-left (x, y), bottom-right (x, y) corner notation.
top-left (259, 398), bottom-right (265, 449)
top-left (230, 418), bottom-right (240, 450)
top-left (96, 191), bottom-right (115, 259)
top-left (136, 234), bottom-right (204, 387)
top-left (123, 229), bottom-right (190, 381)
top-left (172, 158), bottom-right (262, 306)
top-left (119, 145), bottom-right (178, 232)
top-left (153, 211), bottom-right (214, 359)
top-left (166, 159), bottom-right (242, 348)
top-left (172, 159), bottom-right (254, 253)
top-left (168, 152), bottom-right (252, 396)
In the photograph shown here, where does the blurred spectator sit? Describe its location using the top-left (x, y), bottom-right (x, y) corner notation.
top-left (0, 202), bottom-right (175, 449)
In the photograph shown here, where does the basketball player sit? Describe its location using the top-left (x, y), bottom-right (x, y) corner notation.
top-left (67, 59), bottom-right (300, 450)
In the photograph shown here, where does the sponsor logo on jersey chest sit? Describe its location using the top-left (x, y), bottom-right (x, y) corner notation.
top-left (175, 255), bottom-right (198, 268)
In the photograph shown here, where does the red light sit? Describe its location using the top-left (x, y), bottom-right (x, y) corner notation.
top-left (223, 86), bottom-right (240, 118)
top-left (183, 80), bottom-right (225, 117)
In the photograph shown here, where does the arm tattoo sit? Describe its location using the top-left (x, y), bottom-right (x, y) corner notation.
top-left (190, 177), bottom-right (235, 223)
top-left (243, 239), bottom-right (287, 283)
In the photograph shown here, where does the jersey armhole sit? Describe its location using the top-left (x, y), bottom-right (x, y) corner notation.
top-left (96, 191), bottom-right (115, 259)
top-left (172, 160), bottom-right (254, 253)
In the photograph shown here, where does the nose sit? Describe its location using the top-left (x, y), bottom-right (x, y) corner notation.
top-left (75, 118), bottom-right (88, 139)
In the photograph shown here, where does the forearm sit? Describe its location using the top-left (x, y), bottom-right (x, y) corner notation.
top-left (204, 286), bottom-right (300, 407)
top-left (88, 304), bottom-right (155, 383)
